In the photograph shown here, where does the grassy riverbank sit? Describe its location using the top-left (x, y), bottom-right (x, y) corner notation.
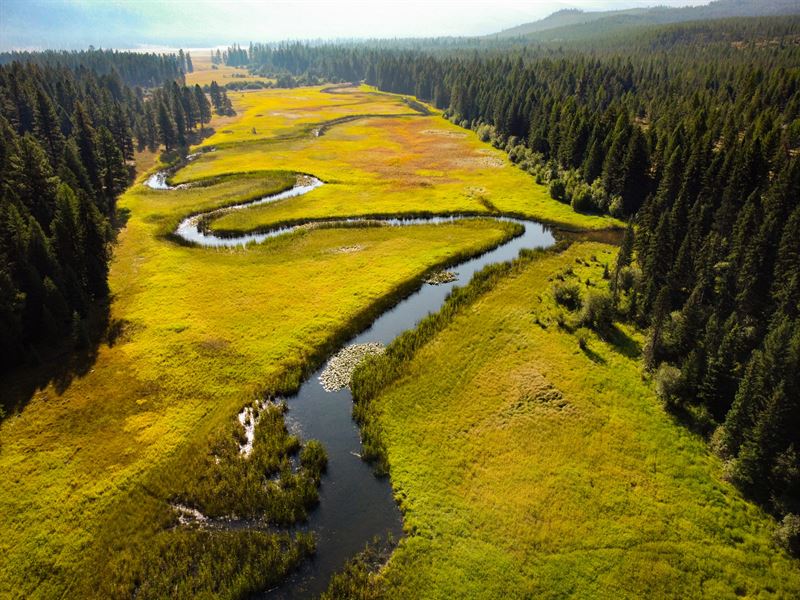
top-left (0, 194), bottom-right (518, 597)
top-left (178, 86), bottom-right (621, 232)
top-left (352, 242), bottom-right (800, 598)
top-left (0, 82), bottom-right (560, 598)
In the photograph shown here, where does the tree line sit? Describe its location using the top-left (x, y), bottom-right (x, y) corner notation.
top-left (0, 58), bottom-right (217, 368)
top-left (238, 17), bottom-right (800, 546)
top-left (0, 48), bottom-right (186, 88)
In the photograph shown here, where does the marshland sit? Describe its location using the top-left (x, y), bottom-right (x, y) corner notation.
top-left (2, 1), bottom-right (800, 598)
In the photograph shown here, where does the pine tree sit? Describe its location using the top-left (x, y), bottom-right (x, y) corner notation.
top-left (97, 127), bottom-right (128, 202)
top-left (33, 87), bottom-right (65, 165)
top-left (209, 80), bottom-right (222, 112)
top-left (72, 101), bottom-right (101, 191)
top-left (194, 85), bottom-right (211, 131)
top-left (157, 101), bottom-right (176, 151)
top-left (620, 128), bottom-right (650, 214)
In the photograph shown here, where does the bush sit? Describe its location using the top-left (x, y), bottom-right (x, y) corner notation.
top-left (476, 124), bottom-right (493, 142)
top-left (774, 513), bottom-right (800, 555)
top-left (579, 291), bottom-right (614, 331)
top-left (571, 188), bottom-right (594, 212)
top-left (609, 195), bottom-right (625, 218)
top-left (618, 265), bottom-right (640, 292)
top-left (552, 281), bottom-right (582, 311)
top-left (655, 363), bottom-right (684, 410)
top-left (549, 178), bottom-right (566, 202)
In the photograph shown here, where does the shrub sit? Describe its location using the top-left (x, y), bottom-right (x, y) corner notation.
top-left (609, 195), bottom-right (625, 217)
top-left (618, 265), bottom-right (641, 292)
top-left (549, 178), bottom-right (566, 202)
top-left (774, 514), bottom-right (800, 555)
top-left (476, 124), bottom-right (493, 142)
top-left (571, 188), bottom-right (594, 212)
top-left (552, 281), bottom-right (582, 310)
top-left (579, 290), bottom-right (614, 331)
top-left (655, 363), bottom-right (684, 410)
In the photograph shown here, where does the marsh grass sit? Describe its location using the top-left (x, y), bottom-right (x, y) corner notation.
top-left (352, 244), bottom-right (561, 473)
top-left (0, 83), bottom-right (619, 600)
top-left (349, 241), bottom-right (800, 598)
top-left (321, 536), bottom-right (396, 600)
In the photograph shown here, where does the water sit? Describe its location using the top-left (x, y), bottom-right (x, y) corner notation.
top-left (147, 171), bottom-right (556, 597)
top-left (269, 217), bottom-right (554, 599)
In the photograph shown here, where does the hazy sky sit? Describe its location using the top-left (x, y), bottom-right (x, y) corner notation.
top-left (1, 0), bottom-right (712, 51)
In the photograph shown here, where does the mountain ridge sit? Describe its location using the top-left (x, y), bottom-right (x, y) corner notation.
top-left (493, 0), bottom-right (800, 39)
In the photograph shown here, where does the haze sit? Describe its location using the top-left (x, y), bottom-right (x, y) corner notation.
top-left (1, 0), bottom-right (712, 50)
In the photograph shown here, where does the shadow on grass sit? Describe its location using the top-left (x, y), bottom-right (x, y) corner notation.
top-left (0, 300), bottom-right (111, 423)
top-left (602, 324), bottom-right (641, 359)
top-left (580, 344), bottom-right (607, 364)
top-left (114, 206), bottom-right (131, 234)
top-left (665, 401), bottom-right (717, 439)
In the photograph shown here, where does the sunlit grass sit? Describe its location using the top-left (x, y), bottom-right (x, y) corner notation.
top-left (201, 85), bottom-right (420, 146)
top-left (0, 176), bottom-right (518, 598)
top-left (185, 54), bottom-right (274, 87)
top-left (0, 83), bottom-right (619, 598)
top-left (179, 87), bottom-right (620, 232)
top-left (362, 243), bottom-right (800, 598)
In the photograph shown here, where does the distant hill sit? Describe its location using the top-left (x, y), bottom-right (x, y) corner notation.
top-left (493, 0), bottom-right (800, 39)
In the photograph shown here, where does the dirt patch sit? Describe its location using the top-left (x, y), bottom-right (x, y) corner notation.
top-left (195, 337), bottom-right (231, 354)
top-left (500, 366), bottom-right (573, 420)
top-left (452, 156), bottom-right (505, 169)
top-left (330, 244), bottom-right (365, 254)
top-left (421, 129), bottom-right (467, 138)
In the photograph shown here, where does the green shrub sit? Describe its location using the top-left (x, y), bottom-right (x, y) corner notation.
top-left (618, 265), bottom-right (641, 292)
top-left (571, 188), bottom-right (594, 212)
top-left (774, 513), bottom-right (800, 555)
top-left (579, 290), bottom-right (614, 331)
top-left (552, 281), bottom-right (582, 311)
top-left (655, 363), bottom-right (684, 410)
top-left (549, 178), bottom-right (566, 202)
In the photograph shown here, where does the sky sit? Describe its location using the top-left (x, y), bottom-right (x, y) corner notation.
top-left (0, 0), bottom-right (713, 51)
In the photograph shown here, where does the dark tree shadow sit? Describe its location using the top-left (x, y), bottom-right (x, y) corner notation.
top-left (187, 127), bottom-right (216, 146)
top-left (580, 344), bottom-right (607, 364)
top-left (0, 300), bottom-right (112, 422)
top-left (601, 324), bottom-right (642, 359)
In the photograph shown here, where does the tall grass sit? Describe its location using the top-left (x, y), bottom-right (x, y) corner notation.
top-left (352, 243), bottom-right (567, 473)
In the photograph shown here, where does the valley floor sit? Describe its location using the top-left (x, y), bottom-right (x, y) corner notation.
top-left (1, 79), bottom-right (795, 599)
top-left (367, 243), bottom-right (800, 598)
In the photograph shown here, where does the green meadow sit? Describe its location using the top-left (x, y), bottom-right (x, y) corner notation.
top-left (2, 78), bottom-right (793, 600)
top-left (0, 86), bottom-right (526, 598)
top-left (351, 243), bottom-right (800, 598)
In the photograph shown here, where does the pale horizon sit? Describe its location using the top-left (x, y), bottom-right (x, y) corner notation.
top-left (1, 0), bottom-right (713, 51)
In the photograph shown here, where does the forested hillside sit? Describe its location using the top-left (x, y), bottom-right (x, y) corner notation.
top-left (494, 0), bottom-right (800, 40)
top-left (0, 48), bottom-right (188, 88)
top-left (0, 57), bottom-right (215, 369)
top-left (239, 16), bottom-right (800, 546)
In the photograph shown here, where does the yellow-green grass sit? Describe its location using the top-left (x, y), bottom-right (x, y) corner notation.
top-left (200, 84), bottom-right (420, 147)
top-left (0, 154), bottom-right (520, 596)
top-left (364, 242), bottom-right (800, 599)
top-left (174, 88), bottom-right (619, 232)
top-left (0, 82), bottom-right (619, 598)
top-left (185, 54), bottom-right (274, 87)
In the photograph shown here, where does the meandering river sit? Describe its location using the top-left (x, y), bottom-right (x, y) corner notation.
top-left (147, 172), bottom-right (555, 597)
